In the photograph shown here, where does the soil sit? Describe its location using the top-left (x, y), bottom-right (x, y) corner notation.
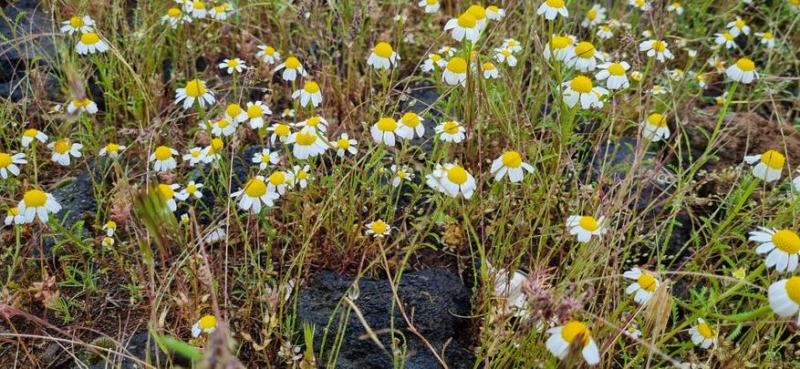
top-left (678, 107), bottom-right (800, 174)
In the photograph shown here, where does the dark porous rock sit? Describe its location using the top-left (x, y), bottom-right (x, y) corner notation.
top-left (0, 0), bottom-right (57, 102)
top-left (297, 269), bottom-right (474, 369)
top-left (399, 83), bottom-right (443, 157)
top-left (581, 137), bottom-right (692, 267)
top-left (74, 331), bottom-right (190, 369)
top-left (44, 158), bottom-right (113, 258)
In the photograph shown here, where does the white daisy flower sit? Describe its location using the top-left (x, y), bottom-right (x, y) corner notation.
top-left (744, 150), bottom-right (784, 182)
top-left (175, 79), bottom-right (215, 110)
top-left (256, 45), bottom-right (280, 64)
top-left (537, 0), bottom-right (569, 20)
top-left (490, 151), bottom-right (534, 182)
top-left (273, 56), bottom-right (308, 82)
top-left (76, 33), bottom-right (109, 55)
top-left (245, 101), bottom-right (271, 129)
top-left (390, 164), bottom-right (414, 188)
top-left (252, 148), bottom-right (280, 170)
top-left (17, 189), bottom-right (61, 224)
top-left (442, 57), bottom-right (468, 86)
top-left (545, 321), bottom-right (601, 365)
top-left (335, 133), bottom-right (358, 157)
top-left (769, 276), bottom-right (800, 325)
top-left (642, 113), bottom-right (670, 142)
top-left (623, 268), bottom-right (660, 304)
top-left (150, 146), bottom-right (179, 172)
top-left (47, 138), bottom-right (83, 166)
top-left (397, 112), bottom-right (425, 140)
top-left (366, 42), bottom-right (399, 70)
top-left (688, 318), bottom-right (718, 349)
top-left (749, 227), bottom-right (800, 273)
top-left (562, 75), bottom-right (608, 110)
top-left (371, 117), bottom-right (400, 147)
top-left (435, 121), bottom-right (466, 143)
top-left (219, 58), bottom-right (246, 74)
top-left (595, 61), bottom-right (630, 90)
top-left (287, 128), bottom-right (328, 160)
top-left (0, 152), bottom-right (26, 179)
top-left (443, 13), bottom-right (480, 43)
top-left (566, 215), bottom-right (607, 243)
top-left (726, 58), bottom-right (758, 83)
top-left (61, 15), bottom-right (95, 34)
top-left (230, 176), bottom-right (280, 213)
top-left (292, 81), bottom-right (323, 108)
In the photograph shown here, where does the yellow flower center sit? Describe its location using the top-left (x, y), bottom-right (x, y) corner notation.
top-left (456, 13), bottom-right (477, 28)
top-left (274, 124), bottom-right (290, 136)
top-left (377, 118), bottom-right (398, 132)
top-left (561, 321), bottom-right (591, 346)
top-left (226, 103), bottom-right (242, 118)
top-left (507, 40), bottom-right (517, 47)
top-left (264, 46), bottom-right (276, 55)
top-left (501, 151), bottom-right (522, 168)
top-left (443, 121), bottom-right (460, 134)
top-left (762, 32), bottom-right (773, 40)
top-left (761, 150), bottom-right (785, 170)
top-left (736, 58), bottom-right (755, 72)
top-left (69, 16), bottom-right (84, 27)
top-left (447, 57), bottom-right (468, 73)
top-left (607, 63), bottom-right (625, 76)
top-left (154, 146), bottom-right (172, 161)
top-left (574, 42), bottom-right (595, 59)
top-left (285, 57), bottom-right (301, 70)
top-left (570, 75), bottom-right (593, 93)
top-left (601, 25), bottom-right (610, 32)
top-left (635, 0), bottom-right (645, 6)
top-left (587, 8), bottom-right (597, 20)
top-left (501, 50), bottom-right (512, 57)
top-left (269, 172), bottom-right (286, 186)
top-left (578, 216), bottom-right (599, 231)
top-left (106, 221), bottom-right (116, 229)
top-left (371, 220), bottom-right (388, 234)
top-left (296, 131), bottom-right (317, 145)
top-left (487, 5), bottom-right (499, 12)
top-left (551, 36), bottom-right (571, 49)
top-left (213, 5), bottom-right (224, 12)
top-left (24, 190), bottom-right (48, 207)
top-left (167, 7), bottom-right (181, 17)
top-left (785, 276), bottom-right (800, 304)
top-left (467, 5), bottom-right (486, 20)
top-left (638, 273), bottom-right (657, 292)
top-left (192, 1), bottom-right (205, 10)
top-left (297, 170), bottom-right (308, 180)
top-left (426, 0), bottom-right (437, 4)
top-left (723, 32), bottom-right (734, 41)
top-left (198, 315), bottom-right (217, 330)
top-left (247, 104), bottom-right (263, 118)
top-left (54, 139), bottom-right (70, 154)
top-left (8, 207), bottom-right (18, 216)
top-left (24, 129), bottom-right (39, 138)
top-left (190, 149), bottom-right (201, 158)
top-left (105, 143), bottom-right (120, 153)
top-left (304, 81), bottom-right (321, 93)
top-left (430, 54), bottom-right (442, 62)
top-left (336, 138), bottom-right (350, 149)
top-left (0, 153), bottom-right (11, 168)
top-left (697, 322), bottom-right (715, 339)
top-left (652, 40), bottom-right (666, 52)
top-left (243, 178), bottom-right (267, 197)
top-left (647, 113), bottom-right (667, 127)
top-left (401, 112), bottom-right (421, 128)
top-left (80, 32), bottom-right (100, 45)
top-left (482, 62), bottom-right (495, 71)
top-left (735, 19), bottom-right (745, 29)
top-left (157, 184), bottom-right (175, 200)
top-left (185, 80), bottom-right (206, 98)
top-left (397, 170), bottom-right (407, 179)
top-left (546, 0), bottom-right (565, 7)
top-left (446, 165), bottom-right (468, 185)
top-left (211, 138), bottom-right (223, 151)
top-left (227, 59), bottom-right (239, 67)
top-left (217, 119), bottom-right (230, 128)
top-left (73, 98), bottom-right (91, 107)
top-left (771, 230), bottom-right (800, 254)
top-left (373, 42), bottom-right (394, 58)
